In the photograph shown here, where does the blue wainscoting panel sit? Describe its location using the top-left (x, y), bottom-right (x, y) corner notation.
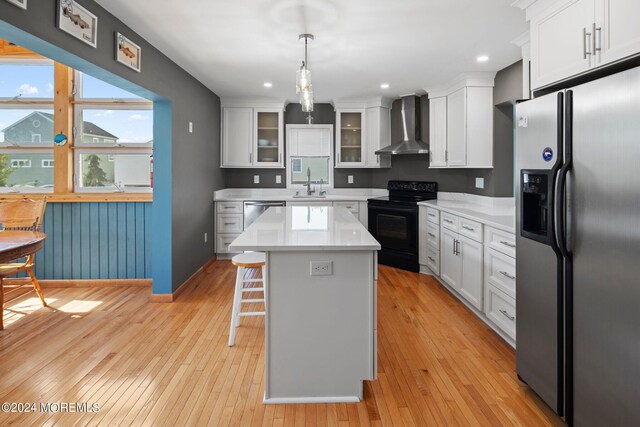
top-left (30, 202), bottom-right (152, 280)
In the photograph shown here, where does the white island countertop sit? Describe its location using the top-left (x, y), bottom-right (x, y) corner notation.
top-left (229, 206), bottom-right (381, 252)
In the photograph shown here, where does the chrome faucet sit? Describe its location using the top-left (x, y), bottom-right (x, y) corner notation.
top-left (305, 167), bottom-right (315, 196)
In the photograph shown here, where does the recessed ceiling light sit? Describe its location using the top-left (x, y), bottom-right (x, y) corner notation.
top-left (380, 83), bottom-right (390, 89)
top-left (477, 55), bottom-right (489, 63)
top-left (263, 82), bottom-right (273, 88)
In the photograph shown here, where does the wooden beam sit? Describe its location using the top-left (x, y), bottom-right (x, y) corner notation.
top-left (53, 63), bottom-right (74, 194)
top-left (0, 193), bottom-right (153, 202)
top-left (0, 38), bottom-right (45, 59)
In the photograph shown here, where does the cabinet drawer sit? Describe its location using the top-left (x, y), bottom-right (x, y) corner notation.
top-left (485, 285), bottom-right (516, 340)
top-left (441, 212), bottom-right (459, 232)
top-left (459, 217), bottom-right (483, 243)
top-left (426, 207), bottom-right (440, 224)
top-left (334, 201), bottom-right (359, 214)
top-left (216, 201), bottom-right (243, 214)
top-left (485, 226), bottom-right (516, 258)
top-left (485, 248), bottom-right (516, 298)
top-left (426, 222), bottom-right (440, 250)
top-left (216, 214), bottom-right (243, 233)
top-left (425, 247), bottom-right (440, 276)
top-left (216, 233), bottom-right (240, 253)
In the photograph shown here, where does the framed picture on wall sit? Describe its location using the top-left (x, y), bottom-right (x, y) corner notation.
top-left (115, 32), bottom-right (141, 72)
top-left (57, 0), bottom-right (98, 48)
top-left (4, 0), bottom-right (27, 9)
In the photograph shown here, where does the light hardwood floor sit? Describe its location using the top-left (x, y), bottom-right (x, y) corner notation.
top-left (0, 262), bottom-right (565, 426)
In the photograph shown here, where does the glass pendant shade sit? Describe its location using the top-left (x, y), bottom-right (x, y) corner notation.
top-left (300, 88), bottom-right (314, 112)
top-left (296, 64), bottom-right (312, 94)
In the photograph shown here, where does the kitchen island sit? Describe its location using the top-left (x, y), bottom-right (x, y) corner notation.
top-left (229, 206), bottom-right (380, 404)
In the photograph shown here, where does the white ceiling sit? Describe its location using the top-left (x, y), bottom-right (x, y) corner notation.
top-left (95, 0), bottom-right (527, 102)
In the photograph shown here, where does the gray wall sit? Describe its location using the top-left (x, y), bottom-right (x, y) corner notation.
top-left (0, 0), bottom-right (224, 292)
top-left (224, 103), bottom-right (372, 188)
top-left (224, 61), bottom-right (522, 197)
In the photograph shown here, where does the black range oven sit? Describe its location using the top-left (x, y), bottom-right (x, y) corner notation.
top-left (368, 181), bottom-right (437, 272)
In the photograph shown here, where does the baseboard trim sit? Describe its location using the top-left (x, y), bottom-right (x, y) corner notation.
top-left (4, 278), bottom-right (151, 288)
top-left (149, 256), bottom-right (217, 303)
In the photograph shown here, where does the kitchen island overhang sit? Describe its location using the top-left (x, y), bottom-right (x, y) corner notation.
top-left (230, 206), bottom-right (380, 404)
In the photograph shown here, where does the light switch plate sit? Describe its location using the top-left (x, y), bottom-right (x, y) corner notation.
top-left (189, 122), bottom-right (193, 133)
top-left (276, 175), bottom-right (281, 184)
top-left (310, 261), bottom-right (333, 276)
top-left (348, 175), bottom-right (354, 184)
top-left (475, 177), bottom-right (484, 189)
top-left (254, 175), bottom-right (260, 184)
top-left (204, 232), bottom-right (207, 243)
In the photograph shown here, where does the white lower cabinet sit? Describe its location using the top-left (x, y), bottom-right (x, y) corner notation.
top-left (418, 206), bottom-right (516, 344)
top-left (485, 285), bottom-right (516, 340)
top-left (440, 227), bottom-right (462, 290)
top-left (458, 235), bottom-right (483, 310)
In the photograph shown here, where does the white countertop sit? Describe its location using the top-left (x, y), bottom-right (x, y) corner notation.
top-left (229, 206), bottom-right (381, 252)
top-left (419, 193), bottom-right (516, 234)
top-left (214, 188), bottom-right (387, 202)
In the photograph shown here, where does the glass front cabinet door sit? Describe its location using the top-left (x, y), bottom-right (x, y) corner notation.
top-left (254, 109), bottom-right (284, 167)
top-left (336, 109), bottom-right (366, 167)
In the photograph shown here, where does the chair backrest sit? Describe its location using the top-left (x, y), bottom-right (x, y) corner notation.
top-left (0, 197), bottom-right (47, 231)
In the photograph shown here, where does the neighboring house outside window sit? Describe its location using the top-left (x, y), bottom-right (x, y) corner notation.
top-left (0, 111), bottom-right (118, 187)
top-left (11, 159), bottom-right (31, 168)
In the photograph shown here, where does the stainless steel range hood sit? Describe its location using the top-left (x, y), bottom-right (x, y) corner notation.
top-left (375, 95), bottom-right (429, 155)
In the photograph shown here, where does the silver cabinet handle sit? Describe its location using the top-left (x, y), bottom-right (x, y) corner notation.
top-left (462, 225), bottom-right (474, 231)
top-left (428, 213), bottom-right (436, 217)
top-left (444, 219), bottom-right (453, 224)
top-left (499, 240), bottom-right (515, 248)
top-left (583, 27), bottom-right (592, 59)
top-left (223, 206), bottom-right (234, 209)
top-left (592, 22), bottom-right (601, 55)
top-left (500, 271), bottom-right (516, 280)
top-left (428, 256), bottom-right (436, 263)
top-left (279, 152), bottom-right (282, 164)
top-left (224, 222), bottom-right (236, 225)
top-left (428, 232), bottom-right (436, 238)
top-left (452, 238), bottom-right (456, 255)
top-left (499, 309), bottom-right (515, 321)
top-left (249, 152), bottom-right (252, 164)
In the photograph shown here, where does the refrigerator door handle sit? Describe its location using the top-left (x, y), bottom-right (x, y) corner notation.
top-left (555, 91), bottom-right (573, 259)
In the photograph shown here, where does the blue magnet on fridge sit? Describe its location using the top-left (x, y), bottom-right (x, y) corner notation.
top-left (542, 147), bottom-right (553, 162)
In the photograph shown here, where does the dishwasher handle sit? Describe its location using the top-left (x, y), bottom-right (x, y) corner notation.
top-left (243, 201), bottom-right (286, 207)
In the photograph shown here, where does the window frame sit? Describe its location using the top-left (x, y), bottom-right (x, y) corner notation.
top-left (0, 104), bottom-right (55, 148)
top-left (73, 103), bottom-right (153, 148)
top-left (74, 148), bottom-right (153, 194)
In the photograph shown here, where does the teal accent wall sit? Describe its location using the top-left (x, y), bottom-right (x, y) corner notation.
top-left (30, 202), bottom-right (152, 280)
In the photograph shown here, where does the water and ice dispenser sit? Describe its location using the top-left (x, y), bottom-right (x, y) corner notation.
top-left (520, 170), bottom-right (554, 245)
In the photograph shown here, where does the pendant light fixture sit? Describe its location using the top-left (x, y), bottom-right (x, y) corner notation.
top-left (296, 34), bottom-right (314, 112)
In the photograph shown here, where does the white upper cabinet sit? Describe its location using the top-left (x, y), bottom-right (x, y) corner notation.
top-left (520, 0), bottom-right (640, 90)
top-left (598, 0), bottom-right (640, 65)
top-left (333, 98), bottom-right (392, 169)
top-left (530, 0), bottom-right (596, 90)
top-left (428, 97), bottom-right (447, 168)
top-left (221, 100), bottom-right (284, 168)
top-left (446, 88), bottom-right (467, 167)
top-left (336, 109), bottom-right (366, 167)
top-left (426, 73), bottom-right (494, 169)
top-left (222, 107), bottom-right (253, 167)
top-left (254, 109), bottom-right (284, 167)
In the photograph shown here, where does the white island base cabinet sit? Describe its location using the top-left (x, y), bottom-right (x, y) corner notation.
top-left (263, 250), bottom-right (377, 403)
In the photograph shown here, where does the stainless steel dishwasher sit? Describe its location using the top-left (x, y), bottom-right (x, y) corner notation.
top-left (243, 201), bottom-right (285, 228)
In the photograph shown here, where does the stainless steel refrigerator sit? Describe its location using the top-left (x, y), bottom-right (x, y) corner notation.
top-left (515, 66), bottom-right (640, 426)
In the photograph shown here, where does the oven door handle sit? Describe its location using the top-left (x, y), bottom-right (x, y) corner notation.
top-left (367, 204), bottom-right (417, 215)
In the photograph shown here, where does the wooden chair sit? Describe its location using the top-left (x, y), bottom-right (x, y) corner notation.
top-left (0, 197), bottom-right (47, 330)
